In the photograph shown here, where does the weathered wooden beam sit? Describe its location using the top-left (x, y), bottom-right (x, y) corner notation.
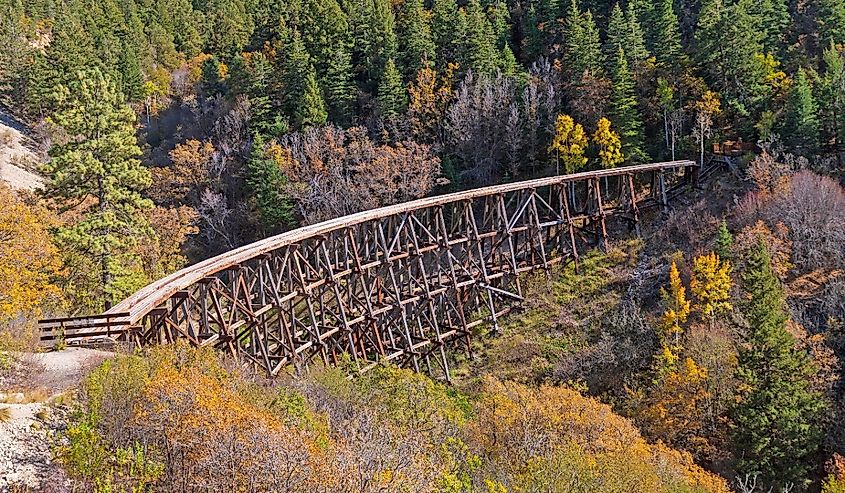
top-left (39, 160), bottom-right (698, 376)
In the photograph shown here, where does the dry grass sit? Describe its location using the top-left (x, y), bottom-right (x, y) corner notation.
top-left (0, 406), bottom-right (11, 423)
top-left (0, 127), bottom-right (14, 147)
top-left (0, 388), bottom-right (50, 404)
top-left (48, 391), bottom-right (73, 408)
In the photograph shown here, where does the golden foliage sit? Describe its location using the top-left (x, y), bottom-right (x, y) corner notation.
top-left (0, 184), bottom-right (62, 326)
top-left (694, 90), bottom-right (721, 116)
top-left (135, 364), bottom-right (330, 490)
top-left (407, 64), bottom-right (456, 142)
top-left (549, 114), bottom-right (588, 174)
top-left (471, 377), bottom-right (731, 493)
top-left (756, 53), bottom-right (791, 99)
top-left (69, 345), bottom-right (731, 493)
top-left (136, 205), bottom-right (198, 280)
top-left (690, 252), bottom-right (733, 319)
top-left (657, 261), bottom-right (690, 370)
top-left (151, 139), bottom-right (217, 203)
top-left (635, 357), bottom-right (713, 453)
top-left (592, 117), bottom-right (624, 169)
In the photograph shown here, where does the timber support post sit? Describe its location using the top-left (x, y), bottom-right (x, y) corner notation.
top-left (39, 161), bottom-right (698, 376)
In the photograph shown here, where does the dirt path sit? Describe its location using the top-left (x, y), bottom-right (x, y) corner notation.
top-left (0, 348), bottom-right (113, 491)
top-left (0, 107), bottom-right (43, 191)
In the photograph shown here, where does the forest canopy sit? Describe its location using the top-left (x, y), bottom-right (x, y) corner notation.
top-left (2, 0), bottom-right (845, 491)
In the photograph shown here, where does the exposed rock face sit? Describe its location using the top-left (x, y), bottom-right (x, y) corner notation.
top-left (0, 107), bottom-right (43, 191)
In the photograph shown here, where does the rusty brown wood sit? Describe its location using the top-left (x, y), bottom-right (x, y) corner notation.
top-left (39, 160), bottom-right (696, 377)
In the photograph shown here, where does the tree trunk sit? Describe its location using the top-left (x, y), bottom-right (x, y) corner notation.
top-left (99, 177), bottom-right (112, 310)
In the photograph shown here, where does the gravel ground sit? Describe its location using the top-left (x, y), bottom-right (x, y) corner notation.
top-left (0, 348), bottom-right (113, 491)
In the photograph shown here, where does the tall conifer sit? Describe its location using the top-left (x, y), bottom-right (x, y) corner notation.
top-left (732, 240), bottom-right (825, 487)
top-left (377, 58), bottom-right (407, 117)
top-left (397, 0), bottom-right (436, 80)
top-left (782, 69), bottom-right (820, 156)
top-left (43, 68), bottom-right (152, 310)
top-left (610, 48), bottom-right (646, 163)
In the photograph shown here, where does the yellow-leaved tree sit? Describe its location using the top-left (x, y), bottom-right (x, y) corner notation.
top-left (656, 261), bottom-right (691, 373)
top-left (592, 117), bottom-right (624, 169)
top-left (549, 114), bottom-right (588, 174)
top-left (636, 357), bottom-right (713, 457)
top-left (628, 260), bottom-right (715, 459)
top-left (407, 64), bottom-right (456, 143)
top-left (0, 184), bottom-right (62, 332)
top-left (690, 252), bottom-right (733, 321)
top-left (692, 91), bottom-right (721, 167)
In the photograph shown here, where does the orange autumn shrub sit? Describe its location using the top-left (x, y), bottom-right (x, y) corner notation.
top-left (469, 377), bottom-right (731, 493)
top-left (69, 345), bottom-right (731, 493)
top-left (134, 364), bottom-right (331, 492)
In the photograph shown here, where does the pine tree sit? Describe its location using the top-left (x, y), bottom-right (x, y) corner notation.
top-left (372, 0), bottom-right (399, 76)
top-left (820, 43), bottom-right (845, 156)
top-left (818, 0), bottom-right (845, 47)
top-left (464, 0), bottom-right (498, 74)
top-left (694, 0), bottom-right (724, 65)
top-left (499, 44), bottom-right (517, 75)
top-left (204, 0), bottom-right (254, 55)
top-left (0, 0), bottom-right (30, 102)
top-left (325, 44), bottom-right (355, 126)
top-left (752, 0), bottom-right (789, 56)
top-left (229, 52), bottom-right (286, 136)
top-left (487, 0), bottom-right (511, 50)
top-left (624, 1), bottom-right (650, 69)
top-left (782, 68), bottom-right (820, 156)
top-left (652, 0), bottom-right (684, 69)
top-left (431, 0), bottom-right (465, 69)
top-left (169, 0), bottom-right (203, 55)
top-left (521, 4), bottom-right (544, 64)
top-left (564, 0), bottom-right (604, 81)
top-left (609, 48), bottom-right (646, 163)
top-left (247, 135), bottom-right (295, 231)
top-left (397, 0), bottom-right (436, 80)
top-left (580, 9), bottom-right (604, 75)
top-left (347, 0), bottom-right (374, 80)
top-left (284, 32), bottom-right (328, 128)
top-left (347, 0), bottom-right (397, 91)
top-left (605, 3), bottom-right (649, 75)
top-left (604, 3), bottom-right (627, 64)
top-left (117, 39), bottom-right (143, 102)
top-left (696, 0), bottom-right (767, 114)
top-left (377, 58), bottom-right (407, 118)
top-left (298, 0), bottom-right (350, 84)
top-left (300, 71), bottom-right (329, 127)
top-left (43, 68), bottom-right (152, 310)
top-left (732, 240), bottom-right (825, 487)
top-left (715, 220), bottom-right (734, 261)
top-left (26, 12), bottom-right (97, 116)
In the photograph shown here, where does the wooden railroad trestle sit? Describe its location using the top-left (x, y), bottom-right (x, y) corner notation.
top-left (39, 161), bottom-right (698, 379)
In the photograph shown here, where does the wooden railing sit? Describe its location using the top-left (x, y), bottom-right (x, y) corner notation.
top-left (39, 160), bottom-right (698, 377)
